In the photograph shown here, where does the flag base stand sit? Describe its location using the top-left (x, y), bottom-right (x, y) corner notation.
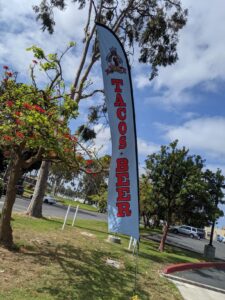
top-left (107, 235), bottom-right (121, 244)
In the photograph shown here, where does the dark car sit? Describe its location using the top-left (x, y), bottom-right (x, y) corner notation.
top-left (3, 183), bottom-right (24, 196)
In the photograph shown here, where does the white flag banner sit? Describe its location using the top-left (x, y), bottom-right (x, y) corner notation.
top-left (96, 23), bottom-right (139, 240)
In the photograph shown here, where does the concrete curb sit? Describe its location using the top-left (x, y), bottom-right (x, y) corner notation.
top-left (163, 262), bottom-right (225, 274)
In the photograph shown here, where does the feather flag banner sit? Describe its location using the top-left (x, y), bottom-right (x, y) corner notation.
top-left (96, 23), bottom-right (139, 240)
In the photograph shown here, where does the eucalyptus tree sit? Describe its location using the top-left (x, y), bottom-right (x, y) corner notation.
top-left (34, 0), bottom-right (188, 84)
top-left (30, 0), bottom-right (188, 216)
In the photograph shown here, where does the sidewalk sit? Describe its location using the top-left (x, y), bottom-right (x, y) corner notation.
top-left (171, 280), bottom-right (225, 300)
top-left (162, 262), bottom-right (225, 300)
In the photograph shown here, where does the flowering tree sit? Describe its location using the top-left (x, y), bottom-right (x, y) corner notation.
top-left (0, 45), bottom-right (102, 248)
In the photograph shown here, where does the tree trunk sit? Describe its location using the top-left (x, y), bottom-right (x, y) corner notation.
top-left (159, 222), bottom-right (169, 252)
top-left (52, 179), bottom-right (57, 196)
top-left (0, 157), bottom-right (22, 248)
top-left (142, 212), bottom-right (150, 228)
top-left (27, 160), bottom-right (50, 217)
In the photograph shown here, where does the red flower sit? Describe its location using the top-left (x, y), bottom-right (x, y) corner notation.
top-left (6, 72), bottom-right (13, 77)
top-left (15, 119), bottom-right (22, 125)
top-left (6, 100), bottom-right (13, 107)
top-left (86, 159), bottom-right (93, 166)
top-left (86, 168), bottom-right (92, 174)
top-left (3, 135), bottom-right (12, 141)
top-left (3, 66), bottom-right (9, 70)
top-left (15, 111), bottom-right (21, 116)
top-left (23, 103), bottom-right (33, 110)
top-left (16, 131), bottom-right (24, 139)
top-left (63, 133), bottom-right (71, 140)
top-left (33, 104), bottom-right (45, 113)
top-left (71, 136), bottom-right (78, 143)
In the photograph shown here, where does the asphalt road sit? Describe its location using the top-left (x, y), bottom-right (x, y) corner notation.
top-left (173, 267), bottom-right (225, 291)
top-left (144, 231), bottom-right (225, 261)
top-left (0, 196), bottom-right (107, 222)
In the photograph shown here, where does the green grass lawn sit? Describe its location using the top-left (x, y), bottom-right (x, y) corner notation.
top-left (0, 215), bottom-right (205, 300)
top-left (55, 196), bottom-right (98, 212)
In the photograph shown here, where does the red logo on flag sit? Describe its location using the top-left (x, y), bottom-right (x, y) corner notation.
top-left (105, 47), bottom-right (126, 75)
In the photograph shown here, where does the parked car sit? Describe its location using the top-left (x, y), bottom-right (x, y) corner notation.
top-left (171, 225), bottom-right (205, 239)
top-left (3, 183), bottom-right (24, 196)
top-left (217, 235), bottom-right (225, 243)
top-left (43, 195), bottom-right (57, 205)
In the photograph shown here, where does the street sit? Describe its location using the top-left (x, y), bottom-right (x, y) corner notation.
top-left (143, 231), bottom-right (225, 261)
top-left (0, 196), bottom-right (107, 222)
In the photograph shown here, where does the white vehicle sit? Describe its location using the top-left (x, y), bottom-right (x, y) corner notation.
top-left (43, 195), bottom-right (57, 205)
top-left (217, 235), bottom-right (225, 243)
top-left (171, 225), bottom-right (205, 239)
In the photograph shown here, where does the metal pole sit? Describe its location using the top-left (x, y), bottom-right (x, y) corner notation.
top-left (62, 205), bottom-right (71, 230)
top-left (209, 220), bottom-right (215, 246)
top-left (128, 236), bottom-right (133, 250)
top-left (72, 205), bottom-right (79, 226)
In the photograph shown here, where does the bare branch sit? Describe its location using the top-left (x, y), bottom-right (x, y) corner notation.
top-left (84, 0), bottom-right (93, 38)
top-left (80, 89), bottom-right (104, 100)
top-left (74, 53), bottom-right (99, 103)
top-left (112, 0), bottom-right (135, 33)
top-left (166, 0), bottom-right (181, 8)
top-left (71, 24), bottom-right (96, 100)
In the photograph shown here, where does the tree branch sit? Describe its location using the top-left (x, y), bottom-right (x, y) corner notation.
top-left (22, 147), bottom-right (44, 169)
top-left (80, 89), bottom-right (104, 100)
top-left (71, 23), bottom-right (96, 99)
top-left (74, 53), bottom-right (99, 103)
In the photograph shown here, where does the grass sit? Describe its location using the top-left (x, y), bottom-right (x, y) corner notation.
top-left (55, 196), bottom-right (98, 212)
top-left (0, 215), bottom-right (205, 300)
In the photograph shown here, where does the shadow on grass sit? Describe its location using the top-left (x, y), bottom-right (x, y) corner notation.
top-left (74, 225), bottom-right (108, 236)
top-left (22, 242), bottom-right (149, 300)
top-left (137, 238), bottom-right (203, 265)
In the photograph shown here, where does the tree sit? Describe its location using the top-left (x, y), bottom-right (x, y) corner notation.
top-left (34, 0), bottom-right (188, 81)
top-left (78, 155), bottom-right (110, 208)
top-left (30, 0), bottom-right (188, 220)
top-left (48, 161), bottom-right (79, 196)
top-left (140, 175), bottom-right (153, 228)
top-left (0, 45), bottom-right (84, 247)
top-left (204, 169), bottom-right (225, 246)
top-left (145, 140), bottom-right (214, 252)
top-left (89, 184), bottom-right (108, 212)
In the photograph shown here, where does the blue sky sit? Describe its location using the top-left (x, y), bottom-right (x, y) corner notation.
top-left (1, 0), bottom-right (225, 227)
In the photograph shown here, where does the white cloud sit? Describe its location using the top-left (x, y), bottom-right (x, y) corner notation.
top-left (134, 74), bottom-right (152, 89)
top-left (137, 138), bottom-right (160, 156)
top-left (137, 0), bottom-right (225, 107)
top-left (164, 116), bottom-right (225, 159)
top-left (0, 1), bottom-right (87, 82)
top-left (91, 124), bottom-right (111, 156)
